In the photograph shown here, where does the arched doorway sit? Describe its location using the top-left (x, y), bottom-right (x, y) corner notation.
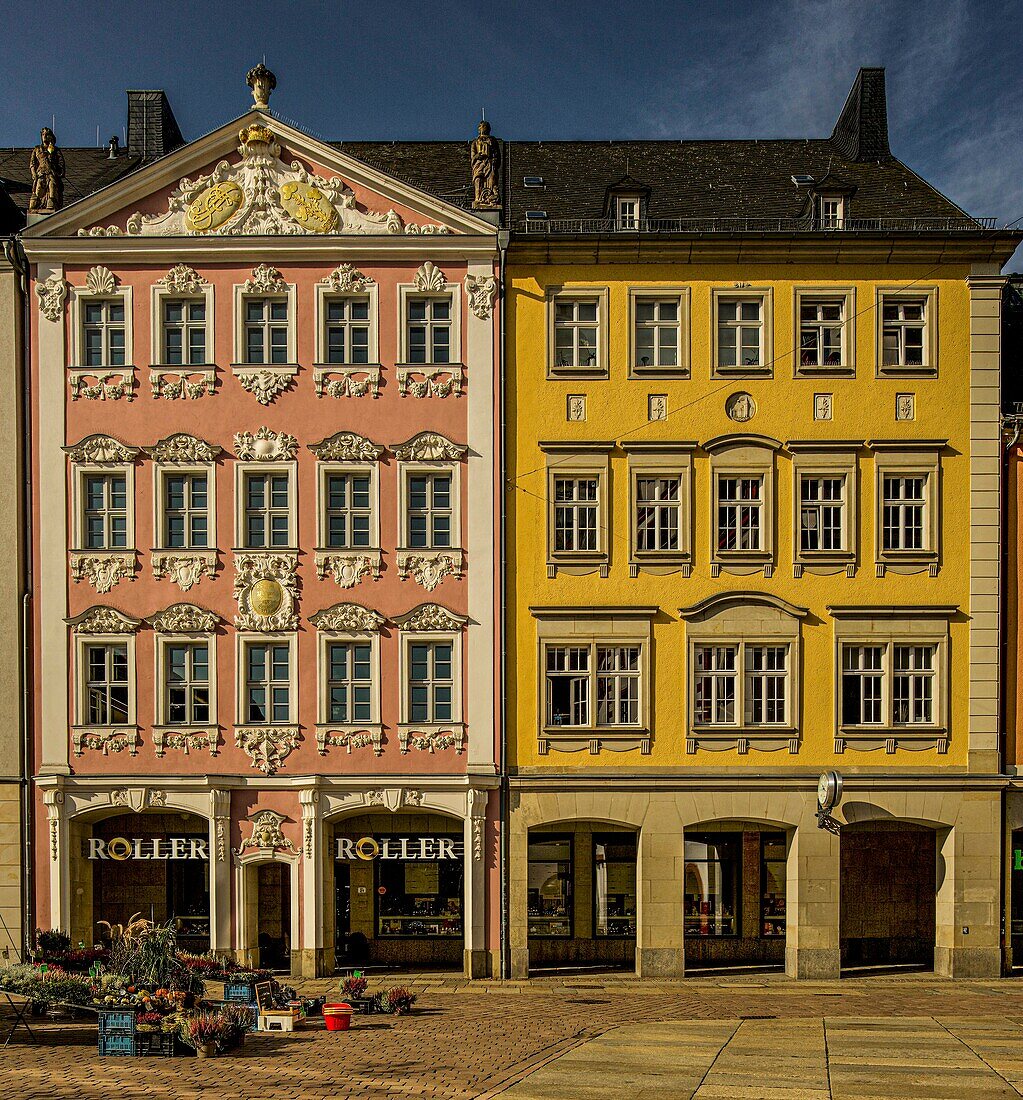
top-left (840, 820), bottom-right (936, 969)
top-left (78, 811), bottom-right (211, 952)
top-left (255, 862), bottom-right (291, 970)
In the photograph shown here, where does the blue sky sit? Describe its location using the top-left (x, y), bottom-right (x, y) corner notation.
top-left (2, 0), bottom-right (1020, 256)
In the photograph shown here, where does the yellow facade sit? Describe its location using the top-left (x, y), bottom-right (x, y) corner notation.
top-left (507, 260), bottom-right (974, 772)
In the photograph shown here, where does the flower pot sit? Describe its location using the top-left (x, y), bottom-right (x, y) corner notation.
top-left (195, 1042), bottom-right (217, 1059)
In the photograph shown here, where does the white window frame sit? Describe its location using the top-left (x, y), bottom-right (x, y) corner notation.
top-left (789, 443), bottom-right (858, 574)
top-left (542, 640), bottom-right (645, 731)
top-left (397, 283), bottom-right (461, 366)
top-left (72, 631), bottom-right (136, 730)
top-left (235, 633), bottom-right (298, 728)
top-left (707, 437), bottom-right (778, 573)
top-left (629, 287), bottom-right (690, 377)
top-left (711, 288), bottom-right (773, 377)
top-left (232, 280), bottom-right (298, 365)
top-left (793, 287), bottom-right (855, 375)
top-left (541, 442), bottom-right (613, 574)
top-left (70, 281), bottom-right (134, 369)
top-left (691, 641), bottom-right (792, 730)
top-left (615, 195), bottom-right (641, 230)
top-left (234, 461), bottom-right (298, 551)
top-left (876, 287), bottom-right (938, 376)
top-left (150, 281), bottom-right (215, 366)
top-left (153, 463), bottom-right (217, 552)
top-left (870, 443), bottom-right (941, 572)
top-left (71, 460), bottom-right (135, 552)
top-left (401, 467), bottom-right (457, 552)
top-left (317, 462), bottom-right (379, 552)
top-left (546, 286), bottom-right (609, 378)
top-left (819, 194), bottom-right (845, 228)
top-left (154, 632), bottom-right (218, 728)
top-left (317, 629), bottom-right (381, 726)
top-left (315, 281), bottom-right (380, 366)
top-left (397, 629), bottom-right (463, 727)
top-left (624, 442), bottom-right (694, 574)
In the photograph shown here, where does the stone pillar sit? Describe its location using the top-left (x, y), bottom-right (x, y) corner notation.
top-left (42, 788), bottom-right (69, 931)
top-left (636, 801), bottom-right (684, 977)
top-left (785, 820), bottom-right (840, 979)
top-left (299, 789), bottom-right (325, 977)
top-left (508, 805), bottom-right (530, 978)
top-left (208, 790), bottom-right (232, 955)
top-left (935, 794), bottom-right (1001, 978)
top-left (463, 788), bottom-right (489, 978)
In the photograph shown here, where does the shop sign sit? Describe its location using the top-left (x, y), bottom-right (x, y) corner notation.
top-left (335, 836), bottom-right (461, 861)
top-left (88, 837), bottom-right (209, 861)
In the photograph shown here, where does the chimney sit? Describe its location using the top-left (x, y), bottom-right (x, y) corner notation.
top-left (830, 67), bottom-right (891, 162)
top-left (126, 90), bottom-right (184, 161)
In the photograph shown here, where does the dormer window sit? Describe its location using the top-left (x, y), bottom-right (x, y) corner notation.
top-left (819, 195), bottom-right (844, 228)
top-left (616, 196), bottom-right (641, 230)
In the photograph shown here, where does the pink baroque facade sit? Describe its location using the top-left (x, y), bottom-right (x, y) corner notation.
top-left (23, 106), bottom-right (501, 976)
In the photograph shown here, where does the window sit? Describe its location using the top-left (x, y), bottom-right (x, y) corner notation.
top-left (527, 835), bottom-right (572, 937)
top-left (717, 299), bottom-right (762, 368)
top-left (165, 643), bottom-right (210, 725)
top-left (83, 299), bottom-right (126, 367)
top-left (760, 834), bottom-right (787, 938)
top-left (634, 299), bottom-right (679, 369)
top-left (593, 835), bottom-right (637, 938)
top-left (545, 644), bottom-right (641, 729)
top-left (375, 836), bottom-right (463, 937)
top-left (841, 643), bottom-right (936, 727)
top-left (616, 196), bottom-right (640, 230)
top-left (406, 297), bottom-right (450, 364)
top-left (554, 478), bottom-right (598, 552)
top-left (162, 299), bottom-right (207, 365)
top-left (325, 473), bottom-right (372, 548)
top-left (800, 476), bottom-right (845, 552)
top-left (693, 642), bottom-right (789, 728)
top-left (882, 474), bottom-right (926, 551)
top-left (819, 195), bottom-right (844, 228)
top-left (407, 473), bottom-right (452, 549)
top-left (554, 299), bottom-right (598, 368)
top-left (244, 642), bottom-right (291, 724)
top-left (684, 833), bottom-right (740, 937)
top-left (83, 474), bottom-right (127, 549)
top-left (244, 298), bottom-right (289, 364)
top-left (86, 644), bottom-right (129, 725)
top-left (882, 300), bottom-right (925, 368)
top-left (324, 297), bottom-right (370, 364)
top-left (717, 476), bottom-right (762, 552)
top-left (800, 300), bottom-right (844, 367)
top-left (243, 472), bottom-right (291, 548)
top-left (163, 473), bottom-right (209, 549)
top-left (635, 477), bottom-right (681, 552)
top-left (408, 641), bottom-right (453, 723)
top-left (327, 641), bottom-right (372, 723)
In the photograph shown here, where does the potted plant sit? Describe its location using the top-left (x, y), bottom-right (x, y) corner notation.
top-left (339, 975), bottom-right (375, 1013)
top-left (383, 986), bottom-right (417, 1016)
top-left (184, 1010), bottom-right (227, 1059)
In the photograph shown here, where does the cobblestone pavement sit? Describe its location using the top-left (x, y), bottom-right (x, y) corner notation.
top-left (5, 974), bottom-right (1023, 1099)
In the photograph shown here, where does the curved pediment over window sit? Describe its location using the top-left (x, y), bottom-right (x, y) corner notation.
top-left (679, 591), bottom-right (808, 623)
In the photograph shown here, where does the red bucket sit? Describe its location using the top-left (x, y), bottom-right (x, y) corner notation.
top-left (323, 1003), bottom-right (353, 1032)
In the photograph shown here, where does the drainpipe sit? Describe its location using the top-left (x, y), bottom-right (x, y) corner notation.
top-left (498, 208), bottom-right (510, 980)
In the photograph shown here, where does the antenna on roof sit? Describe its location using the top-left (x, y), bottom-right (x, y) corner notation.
top-left (481, 106), bottom-right (486, 121)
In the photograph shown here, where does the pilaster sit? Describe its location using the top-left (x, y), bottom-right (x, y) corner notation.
top-left (43, 787), bottom-right (69, 930)
top-left (463, 788), bottom-right (489, 977)
top-left (299, 787), bottom-right (326, 977)
top-left (209, 789), bottom-right (232, 953)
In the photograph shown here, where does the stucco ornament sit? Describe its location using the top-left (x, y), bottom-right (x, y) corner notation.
top-left (66, 605), bottom-right (141, 634)
top-left (235, 727), bottom-right (300, 775)
top-left (309, 602), bottom-right (385, 633)
top-left (151, 552), bottom-right (218, 592)
top-left (234, 552), bottom-right (298, 630)
top-left (396, 551), bottom-right (463, 592)
top-left (111, 787), bottom-right (166, 813)
top-left (36, 272), bottom-right (67, 321)
top-left (234, 426), bottom-right (298, 461)
top-left (64, 434), bottom-right (139, 465)
top-left (244, 263), bottom-right (288, 294)
top-left (153, 727), bottom-right (219, 758)
top-left (400, 730), bottom-right (464, 755)
top-left (464, 273), bottom-right (497, 320)
top-left (317, 729), bottom-right (378, 756)
top-left (72, 729), bottom-right (140, 757)
top-left (145, 433), bottom-right (222, 465)
top-left (391, 431), bottom-right (467, 462)
top-left (413, 261), bottom-right (447, 292)
top-left (235, 367), bottom-right (296, 405)
top-left (308, 431), bottom-right (383, 463)
top-left (85, 266), bottom-right (118, 294)
top-left (324, 263), bottom-right (374, 294)
top-left (146, 602), bottom-right (220, 633)
top-left (368, 789), bottom-right (425, 811)
top-left (313, 366), bottom-right (380, 399)
top-left (159, 264), bottom-right (208, 294)
top-left (70, 553), bottom-right (137, 594)
top-left (151, 369), bottom-right (216, 400)
top-left (69, 370), bottom-right (135, 401)
top-left (397, 366), bottom-right (463, 398)
top-left (393, 602), bottom-right (467, 632)
top-left (79, 123), bottom-right (450, 237)
top-left (725, 391), bottom-right (757, 423)
top-left (246, 62), bottom-right (277, 110)
top-left (314, 552), bottom-right (381, 589)
top-left (239, 809), bottom-right (298, 854)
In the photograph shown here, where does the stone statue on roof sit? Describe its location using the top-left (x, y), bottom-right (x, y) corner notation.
top-left (29, 127), bottom-right (65, 213)
top-left (470, 120), bottom-right (500, 210)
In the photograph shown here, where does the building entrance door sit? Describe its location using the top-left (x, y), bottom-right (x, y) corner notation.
top-left (256, 862), bottom-right (291, 971)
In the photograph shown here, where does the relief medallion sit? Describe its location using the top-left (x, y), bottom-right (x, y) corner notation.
top-left (279, 182), bottom-right (340, 233)
top-left (185, 181), bottom-right (245, 233)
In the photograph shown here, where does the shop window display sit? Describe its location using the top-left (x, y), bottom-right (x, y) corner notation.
top-left (375, 837), bottom-right (463, 938)
top-left (760, 833), bottom-right (787, 938)
top-left (593, 834), bottom-right (637, 937)
top-left (684, 832), bottom-right (740, 937)
top-left (527, 835), bottom-right (572, 937)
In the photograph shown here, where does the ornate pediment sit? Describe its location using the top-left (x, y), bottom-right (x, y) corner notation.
top-left (392, 602), bottom-right (467, 632)
top-left (234, 426), bottom-right (298, 461)
top-left (309, 602), bottom-right (385, 633)
top-left (64, 434), bottom-right (139, 465)
top-left (243, 263), bottom-right (288, 294)
top-left (146, 603), bottom-right (220, 634)
top-left (159, 264), bottom-right (208, 294)
top-left (66, 606), bottom-right (141, 635)
top-left (309, 431), bottom-right (383, 463)
top-left (79, 124), bottom-right (452, 238)
top-left (391, 431), bottom-right (467, 462)
top-left (322, 263), bottom-right (374, 294)
top-left (145, 433), bottom-right (221, 465)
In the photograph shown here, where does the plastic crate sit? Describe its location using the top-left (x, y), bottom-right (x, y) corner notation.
top-left (97, 1009), bottom-right (136, 1035)
top-left (134, 1030), bottom-right (178, 1057)
top-left (98, 1033), bottom-right (136, 1057)
top-left (223, 981), bottom-right (258, 1003)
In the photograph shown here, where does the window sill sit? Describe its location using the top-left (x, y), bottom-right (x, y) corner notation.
top-left (710, 554), bottom-right (774, 579)
top-left (794, 363), bottom-right (855, 377)
top-left (397, 723), bottom-right (465, 754)
top-left (151, 725), bottom-right (219, 758)
top-left (629, 365), bottom-right (690, 379)
top-left (68, 363), bottom-right (136, 372)
top-left (314, 548), bottom-right (383, 588)
top-left (711, 365), bottom-right (772, 378)
top-left (150, 362), bottom-right (218, 370)
top-left (547, 554), bottom-right (610, 578)
top-left (876, 364), bottom-right (937, 378)
top-left (394, 361), bottom-right (465, 370)
top-left (794, 553), bottom-right (855, 578)
top-left (875, 553), bottom-right (938, 577)
top-left (71, 726), bottom-right (140, 757)
top-left (315, 722), bottom-right (384, 756)
top-left (547, 366), bottom-right (608, 381)
top-left (314, 361), bottom-right (384, 370)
